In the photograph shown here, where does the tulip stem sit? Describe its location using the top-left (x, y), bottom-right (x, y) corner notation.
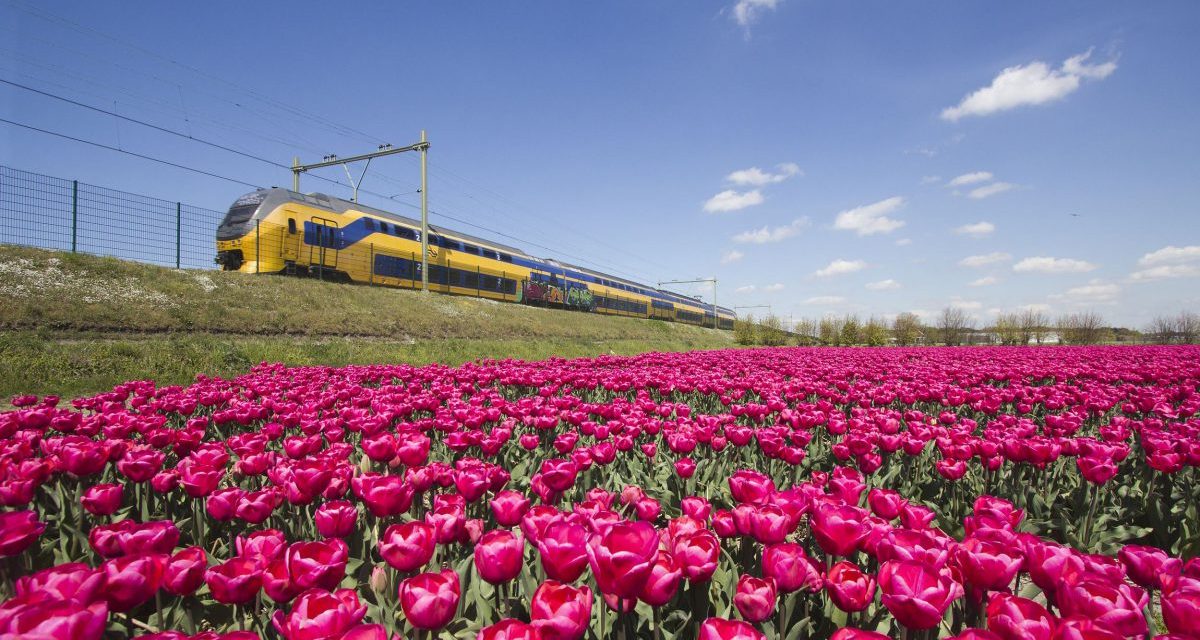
top-left (1081, 482), bottom-right (1099, 550)
top-left (155, 589), bottom-right (164, 632)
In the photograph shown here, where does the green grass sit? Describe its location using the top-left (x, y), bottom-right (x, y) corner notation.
top-left (0, 246), bottom-right (733, 398)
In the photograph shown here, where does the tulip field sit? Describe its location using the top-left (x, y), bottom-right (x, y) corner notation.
top-left (2, 346), bottom-right (1200, 640)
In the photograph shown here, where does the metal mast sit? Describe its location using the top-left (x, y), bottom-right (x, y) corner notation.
top-left (658, 278), bottom-right (719, 329)
top-left (290, 132), bottom-right (432, 290)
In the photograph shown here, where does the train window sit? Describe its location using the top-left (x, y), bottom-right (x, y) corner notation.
top-left (481, 249), bottom-right (497, 260)
top-left (499, 254), bottom-right (512, 263)
top-left (287, 218), bottom-right (296, 234)
top-left (462, 244), bottom-right (480, 255)
top-left (396, 227), bottom-right (415, 240)
top-left (364, 219), bottom-right (376, 231)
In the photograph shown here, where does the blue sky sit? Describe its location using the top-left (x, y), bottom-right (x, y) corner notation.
top-left (2, 1), bottom-right (1198, 327)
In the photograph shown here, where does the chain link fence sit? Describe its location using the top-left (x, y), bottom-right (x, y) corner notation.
top-left (0, 165), bottom-right (225, 269)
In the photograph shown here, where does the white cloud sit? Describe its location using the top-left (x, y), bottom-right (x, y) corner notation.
top-left (731, 217), bottom-right (810, 244)
top-left (947, 171), bottom-right (994, 187)
top-left (726, 163), bottom-right (802, 186)
top-left (763, 283), bottom-right (785, 292)
top-left (968, 182), bottom-right (1016, 200)
top-left (1018, 303), bottom-right (1053, 313)
top-left (865, 279), bottom-right (900, 291)
top-left (1137, 245), bottom-right (1200, 267)
top-left (941, 48), bottom-right (1117, 121)
top-left (895, 238), bottom-right (912, 246)
top-left (704, 189), bottom-right (764, 213)
top-left (1013, 256), bottom-right (1098, 273)
top-left (969, 276), bottom-right (999, 287)
top-left (815, 259), bottom-right (866, 278)
top-left (951, 299), bottom-right (983, 311)
top-left (1050, 279), bottom-right (1120, 305)
top-left (959, 252), bottom-right (1011, 267)
top-left (720, 250), bottom-right (745, 265)
top-left (954, 221), bottom-right (996, 238)
top-left (920, 176), bottom-right (942, 185)
top-left (833, 196), bottom-right (906, 236)
top-left (804, 296), bottom-right (846, 305)
top-left (735, 285), bottom-right (757, 294)
top-left (1129, 264), bottom-right (1200, 281)
top-left (731, 0), bottom-right (781, 28)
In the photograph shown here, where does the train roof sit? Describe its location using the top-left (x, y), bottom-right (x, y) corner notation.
top-left (251, 188), bottom-right (735, 316)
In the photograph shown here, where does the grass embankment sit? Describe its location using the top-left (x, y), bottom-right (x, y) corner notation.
top-left (0, 246), bottom-right (732, 398)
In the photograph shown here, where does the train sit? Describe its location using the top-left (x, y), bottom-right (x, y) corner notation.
top-left (215, 188), bottom-right (735, 330)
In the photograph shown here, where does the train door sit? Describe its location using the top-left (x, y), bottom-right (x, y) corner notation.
top-left (305, 216), bottom-right (340, 279)
top-left (282, 212), bottom-right (299, 264)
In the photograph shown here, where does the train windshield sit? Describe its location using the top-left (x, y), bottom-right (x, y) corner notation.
top-left (221, 191), bottom-right (267, 227)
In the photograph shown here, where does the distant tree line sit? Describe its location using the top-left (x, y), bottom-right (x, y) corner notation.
top-left (731, 308), bottom-right (1198, 347)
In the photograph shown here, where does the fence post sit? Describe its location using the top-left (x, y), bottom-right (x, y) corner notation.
top-left (255, 220), bottom-right (260, 274)
top-left (369, 243), bottom-right (374, 286)
top-left (70, 180), bottom-right (78, 252)
top-left (175, 202), bottom-right (182, 269)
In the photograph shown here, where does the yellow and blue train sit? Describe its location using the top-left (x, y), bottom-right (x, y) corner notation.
top-left (215, 188), bottom-right (735, 330)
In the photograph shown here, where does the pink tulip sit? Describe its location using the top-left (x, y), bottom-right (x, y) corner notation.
top-left (1162, 575), bottom-right (1200, 638)
top-left (285, 538), bottom-right (349, 590)
top-left (0, 510), bottom-right (46, 557)
top-left (826, 561), bottom-right (877, 613)
top-left (14, 562), bottom-right (105, 605)
top-left (878, 560), bottom-right (963, 630)
top-left (474, 529), bottom-right (525, 584)
top-left (1118, 544), bottom-right (1182, 590)
top-left (585, 520), bottom-right (659, 599)
top-left (479, 619), bottom-right (543, 640)
top-left (673, 530), bottom-right (720, 582)
top-left (733, 574), bottom-right (777, 622)
top-left (530, 580), bottom-right (592, 640)
top-left (205, 556), bottom-right (264, 605)
top-left (811, 503), bottom-right (868, 557)
top-left (638, 551), bottom-right (682, 606)
top-left (271, 587), bottom-right (367, 640)
top-left (537, 522), bottom-right (589, 583)
top-left (399, 569), bottom-right (461, 630)
top-left (697, 617), bottom-right (768, 640)
top-left (1056, 575), bottom-right (1148, 638)
top-left (762, 543), bottom-right (823, 594)
top-left (378, 521), bottom-right (436, 572)
top-left (102, 553), bottom-right (166, 612)
top-left (163, 546), bottom-right (207, 596)
top-left (986, 594), bottom-right (1055, 640)
top-left (80, 483), bottom-right (123, 516)
top-left (0, 600), bottom-right (108, 640)
top-left (491, 490), bottom-right (532, 527)
top-left (315, 500), bottom-right (359, 539)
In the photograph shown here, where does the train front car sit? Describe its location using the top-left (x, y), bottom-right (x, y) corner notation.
top-left (215, 190), bottom-right (267, 272)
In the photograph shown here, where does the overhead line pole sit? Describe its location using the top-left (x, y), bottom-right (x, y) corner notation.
top-left (658, 278), bottom-right (718, 329)
top-left (419, 130), bottom-right (429, 292)
top-left (291, 131), bottom-right (431, 291)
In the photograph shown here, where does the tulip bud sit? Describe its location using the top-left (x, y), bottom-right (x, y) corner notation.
top-left (369, 564), bottom-right (390, 596)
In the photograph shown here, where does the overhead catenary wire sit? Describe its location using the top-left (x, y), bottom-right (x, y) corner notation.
top-left (0, 117), bottom-right (262, 189)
